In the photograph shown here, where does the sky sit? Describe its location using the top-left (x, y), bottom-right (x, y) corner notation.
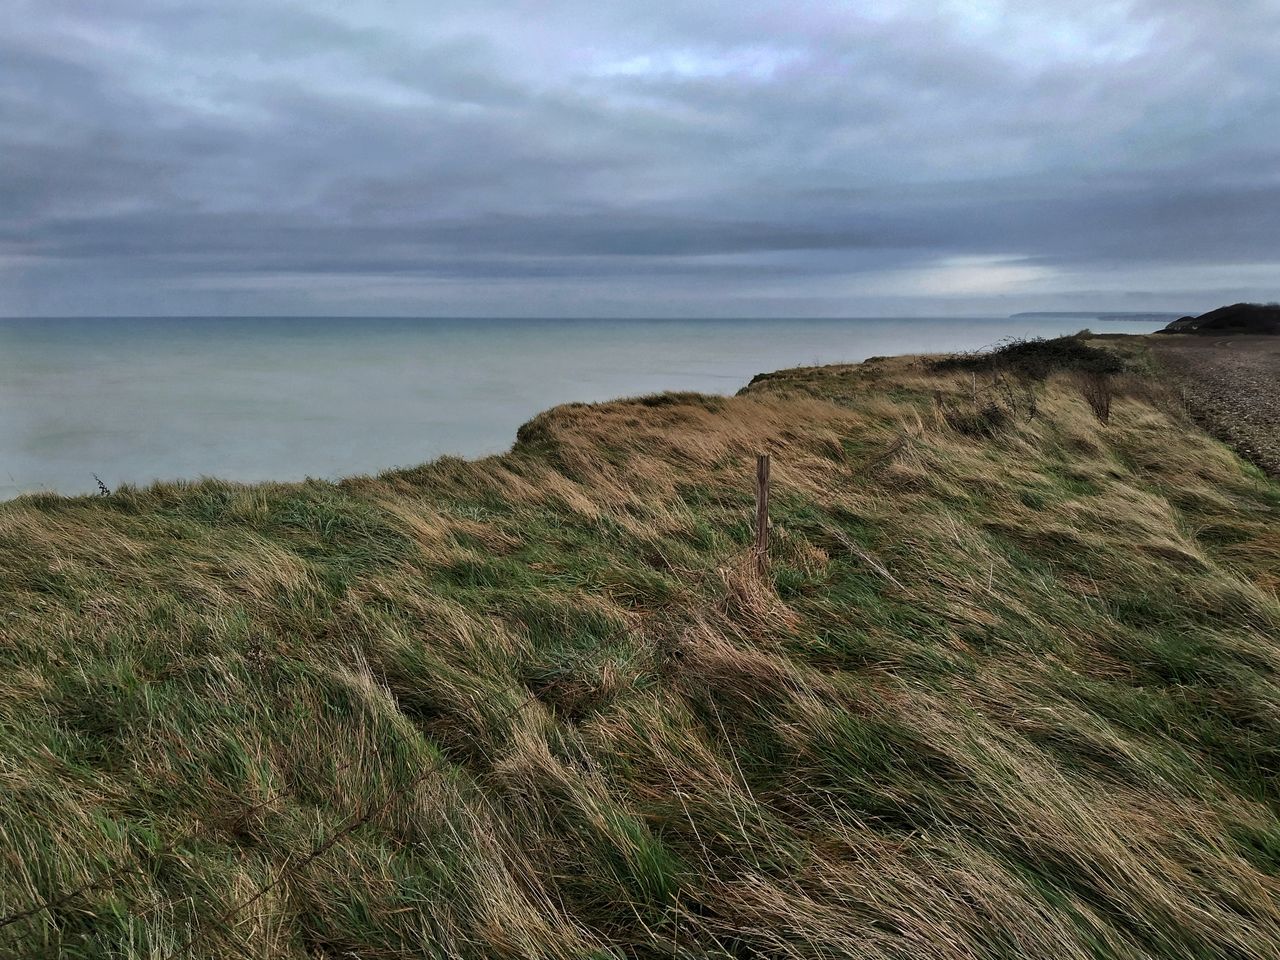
top-left (2, 0), bottom-right (1277, 318)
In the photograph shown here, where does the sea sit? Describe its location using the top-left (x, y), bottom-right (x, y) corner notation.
top-left (0, 315), bottom-right (1169, 499)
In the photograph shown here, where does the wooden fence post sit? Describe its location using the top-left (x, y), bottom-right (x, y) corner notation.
top-left (754, 453), bottom-right (770, 577)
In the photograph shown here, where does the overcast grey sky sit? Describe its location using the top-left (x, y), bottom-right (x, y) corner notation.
top-left (2, 0), bottom-right (1277, 317)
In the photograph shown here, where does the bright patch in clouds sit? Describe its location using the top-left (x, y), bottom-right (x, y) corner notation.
top-left (846, 255), bottom-right (1056, 298)
top-left (910, 255), bottom-right (1057, 296)
top-left (595, 46), bottom-right (798, 81)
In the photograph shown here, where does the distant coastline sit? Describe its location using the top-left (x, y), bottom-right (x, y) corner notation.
top-left (1009, 311), bottom-right (1186, 323)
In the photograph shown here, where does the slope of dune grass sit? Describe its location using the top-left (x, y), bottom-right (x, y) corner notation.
top-left (2, 340), bottom-right (1279, 959)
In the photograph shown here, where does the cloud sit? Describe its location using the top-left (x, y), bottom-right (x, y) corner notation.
top-left (1, 0), bottom-right (1278, 316)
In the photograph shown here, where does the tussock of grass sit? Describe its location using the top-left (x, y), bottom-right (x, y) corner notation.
top-left (2, 341), bottom-right (1279, 958)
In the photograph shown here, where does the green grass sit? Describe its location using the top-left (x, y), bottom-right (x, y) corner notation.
top-left (1, 341), bottom-right (1279, 958)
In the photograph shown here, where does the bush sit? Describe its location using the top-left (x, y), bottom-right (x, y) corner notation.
top-left (929, 336), bottom-right (1127, 381)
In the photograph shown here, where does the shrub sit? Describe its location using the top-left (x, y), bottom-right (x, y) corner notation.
top-left (929, 335), bottom-right (1127, 381)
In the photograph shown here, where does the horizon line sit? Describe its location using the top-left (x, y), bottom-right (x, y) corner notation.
top-left (0, 311), bottom-right (1184, 321)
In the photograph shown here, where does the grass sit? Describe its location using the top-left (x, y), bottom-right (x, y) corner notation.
top-left (2, 338), bottom-right (1279, 958)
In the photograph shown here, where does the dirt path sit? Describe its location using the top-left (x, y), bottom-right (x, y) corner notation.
top-left (1149, 335), bottom-right (1280, 477)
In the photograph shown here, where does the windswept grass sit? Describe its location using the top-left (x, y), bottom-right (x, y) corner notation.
top-left (2, 340), bottom-right (1278, 958)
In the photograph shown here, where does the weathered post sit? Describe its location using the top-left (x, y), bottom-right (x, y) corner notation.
top-left (754, 453), bottom-right (770, 577)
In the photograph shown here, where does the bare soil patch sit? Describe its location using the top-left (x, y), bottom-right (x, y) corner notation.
top-left (1150, 334), bottom-right (1280, 477)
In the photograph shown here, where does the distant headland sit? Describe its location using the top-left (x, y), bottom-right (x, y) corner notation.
top-left (1009, 311), bottom-right (1185, 323)
top-left (1158, 302), bottom-right (1280, 335)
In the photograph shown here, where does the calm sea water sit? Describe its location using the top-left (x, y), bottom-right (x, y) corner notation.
top-left (1, 316), bottom-right (1166, 498)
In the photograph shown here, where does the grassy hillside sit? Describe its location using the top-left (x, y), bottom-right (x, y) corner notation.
top-left (2, 340), bottom-right (1279, 959)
